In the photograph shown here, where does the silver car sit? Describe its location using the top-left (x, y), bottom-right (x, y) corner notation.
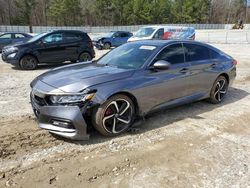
top-left (30, 40), bottom-right (237, 140)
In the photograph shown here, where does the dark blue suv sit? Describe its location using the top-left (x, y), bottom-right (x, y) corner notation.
top-left (2, 30), bottom-right (95, 70)
top-left (92, 31), bottom-right (133, 50)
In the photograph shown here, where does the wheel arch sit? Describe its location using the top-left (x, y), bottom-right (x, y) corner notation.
top-left (19, 53), bottom-right (39, 63)
top-left (78, 50), bottom-right (93, 59)
top-left (219, 73), bottom-right (229, 84)
top-left (107, 91), bottom-right (140, 117)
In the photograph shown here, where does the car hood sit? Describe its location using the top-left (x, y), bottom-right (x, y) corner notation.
top-left (4, 40), bottom-right (30, 49)
top-left (34, 62), bottom-right (135, 93)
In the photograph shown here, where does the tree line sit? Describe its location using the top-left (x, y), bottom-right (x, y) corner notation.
top-left (0, 0), bottom-right (249, 27)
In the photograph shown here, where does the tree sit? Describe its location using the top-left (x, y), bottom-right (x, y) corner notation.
top-left (15, 0), bottom-right (37, 32)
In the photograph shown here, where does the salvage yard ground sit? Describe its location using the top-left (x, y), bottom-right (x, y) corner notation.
top-left (0, 43), bottom-right (250, 187)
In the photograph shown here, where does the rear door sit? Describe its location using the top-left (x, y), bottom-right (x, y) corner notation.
top-left (112, 32), bottom-right (129, 46)
top-left (142, 43), bottom-right (192, 109)
top-left (183, 43), bottom-right (215, 95)
top-left (62, 32), bottom-right (83, 61)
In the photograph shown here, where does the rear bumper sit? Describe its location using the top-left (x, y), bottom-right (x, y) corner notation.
top-left (35, 105), bottom-right (89, 140)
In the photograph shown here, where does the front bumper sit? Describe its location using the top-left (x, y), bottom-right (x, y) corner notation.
top-left (1, 51), bottom-right (19, 65)
top-left (30, 89), bottom-right (90, 140)
top-left (92, 41), bottom-right (103, 49)
top-left (38, 106), bottom-right (89, 140)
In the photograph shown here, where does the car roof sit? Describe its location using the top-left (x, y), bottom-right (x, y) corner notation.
top-left (1, 32), bottom-right (30, 35)
top-left (50, 30), bottom-right (86, 34)
top-left (129, 40), bottom-right (211, 48)
top-left (141, 25), bottom-right (194, 30)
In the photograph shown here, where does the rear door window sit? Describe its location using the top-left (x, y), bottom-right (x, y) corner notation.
top-left (14, 34), bottom-right (26, 38)
top-left (183, 43), bottom-right (210, 62)
top-left (154, 43), bottom-right (185, 64)
top-left (64, 33), bottom-right (82, 42)
top-left (120, 32), bottom-right (129, 37)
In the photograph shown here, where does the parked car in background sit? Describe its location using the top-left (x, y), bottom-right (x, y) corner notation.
top-left (92, 31), bottom-right (133, 49)
top-left (128, 26), bottom-right (195, 42)
top-left (1, 30), bottom-right (95, 70)
top-left (0, 32), bottom-right (32, 52)
top-left (30, 40), bottom-right (236, 140)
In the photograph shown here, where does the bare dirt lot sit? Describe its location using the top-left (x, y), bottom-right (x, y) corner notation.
top-left (0, 44), bottom-right (250, 188)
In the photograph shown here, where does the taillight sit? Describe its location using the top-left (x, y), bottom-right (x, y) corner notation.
top-left (87, 40), bottom-right (93, 48)
top-left (233, 59), bottom-right (238, 65)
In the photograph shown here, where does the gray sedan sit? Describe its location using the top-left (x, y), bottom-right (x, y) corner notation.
top-left (30, 40), bottom-right (237, 140)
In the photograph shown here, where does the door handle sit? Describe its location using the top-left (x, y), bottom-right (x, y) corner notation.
top-left (179, 68), bottom-right (189, 74)
top-left (211, 63), bottom-right (217, 68)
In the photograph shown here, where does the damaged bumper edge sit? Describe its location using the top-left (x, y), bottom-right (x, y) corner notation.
top-left (38, 106), bottom-right (89, 141)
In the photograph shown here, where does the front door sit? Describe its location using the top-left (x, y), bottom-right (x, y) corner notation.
top-left (37, 32), bottom-right (65, 63)
top-left (136, 43), bottom-right (192, 112)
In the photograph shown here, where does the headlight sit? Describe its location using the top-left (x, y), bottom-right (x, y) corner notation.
top-left (7, 53), bottom-right (17, 58)
top-left (5, 47), bottom-right (18, 53)
top-left (50, 93), bottom-right (95, 104)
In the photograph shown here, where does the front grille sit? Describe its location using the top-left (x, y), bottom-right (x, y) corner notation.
top-left (30, 92), bottom-right (47, 113)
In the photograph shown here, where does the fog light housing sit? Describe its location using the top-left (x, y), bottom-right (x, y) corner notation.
top-left (51, 120), bottom-right (74, 129)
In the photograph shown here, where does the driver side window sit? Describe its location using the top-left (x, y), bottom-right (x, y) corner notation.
top-left (43, 33), bottom-right (63, 43)
top-left (153, 28), bottom-right (164, 39)
top-left (113, 32), bottom-right (120, 38)
top-left (154, 43), bottom-right (184, 64)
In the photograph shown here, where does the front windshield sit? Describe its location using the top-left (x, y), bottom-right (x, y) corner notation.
top-left (97, 43), bottom-right (157, 69)
top-left (104, 32), bottom-right (115, 38)
top-left (27, 33), bottom-right (47, 43)
top-left (134, 27), bottom-right (156, 38)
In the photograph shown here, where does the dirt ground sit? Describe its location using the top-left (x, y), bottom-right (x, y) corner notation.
top-left (0, 44), bottom-right (250, 188)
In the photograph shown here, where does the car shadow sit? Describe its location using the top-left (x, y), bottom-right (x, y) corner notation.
top-left (52, 87), bottom-right (249, 145)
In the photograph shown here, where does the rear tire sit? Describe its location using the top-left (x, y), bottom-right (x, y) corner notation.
top-left (208, 76), bottom-right (228, 104)
top-left (103, 42), bottom-right (111, 49)
top-left (19, 55), bottom-right (38, 70)
top-left (92, 94), bottom-right (135, 136)
top-left (79, 52), bottom-right (92, 62)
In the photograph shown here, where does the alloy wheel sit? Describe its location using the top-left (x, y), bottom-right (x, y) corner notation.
top-left (79, 52), bottom-right (91, 62)
top-left (214, 79), bottom-right (227, 102)
top-left (20, 56), bottom-right (37, 70)
top-left (102, 99), bottom-right (132, 134)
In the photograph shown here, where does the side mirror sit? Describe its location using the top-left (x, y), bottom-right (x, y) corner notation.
top-left (153, 60), bottom-right (171, 70)
top-left (38, 40), bottom-right (45, 46)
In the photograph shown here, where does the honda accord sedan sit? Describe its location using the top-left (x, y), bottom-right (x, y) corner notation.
top-left (30, 40), bottom-right (237, 140)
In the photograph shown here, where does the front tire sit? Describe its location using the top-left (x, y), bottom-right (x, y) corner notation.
top-left (208, 76), bottom-right (228, 104)
top-left (19, 55), bottom-right (38, 70)
top-left (92, 94), bottom-right (135, 136)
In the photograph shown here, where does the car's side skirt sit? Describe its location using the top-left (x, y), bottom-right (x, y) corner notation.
top-left (148, 92), bottom-right (206, 115)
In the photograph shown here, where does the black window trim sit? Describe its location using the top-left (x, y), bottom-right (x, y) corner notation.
top-left (182, 42), bottom-right (211, 63)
